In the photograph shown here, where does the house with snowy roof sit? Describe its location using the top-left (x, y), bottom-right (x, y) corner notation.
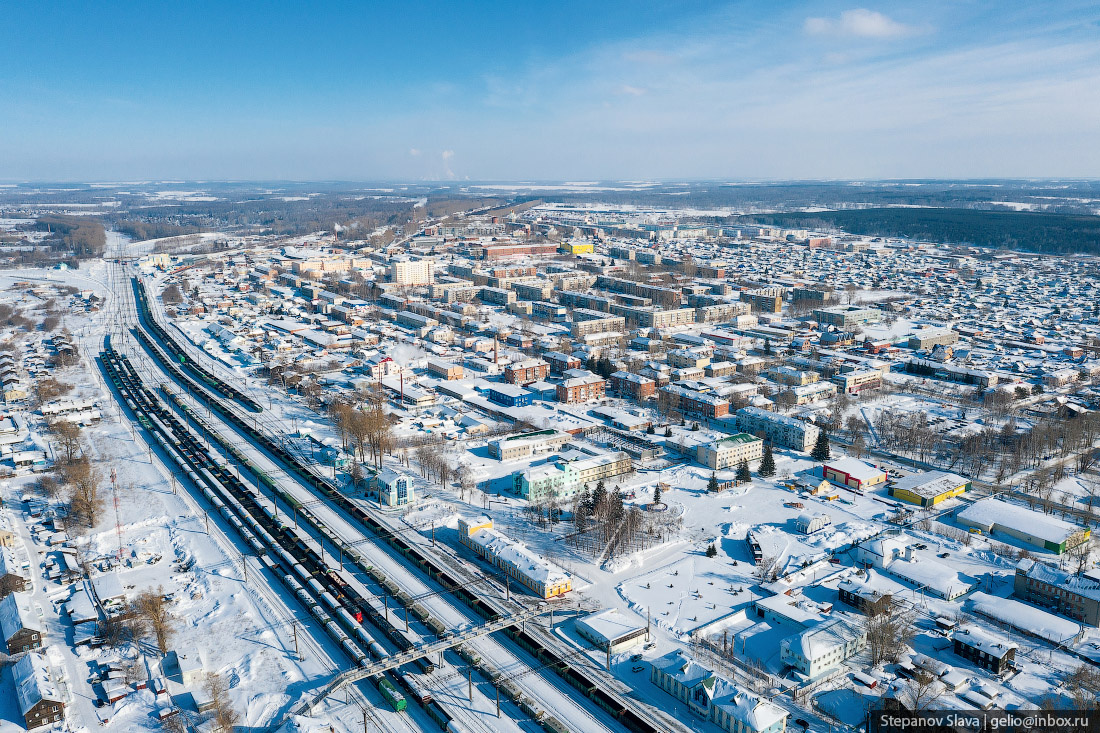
top-left (1, 592), bottom-right (43, 653)
top-left (13, 652), bottom-right (64, 729)
top-left (650, 649), bottom-right (788, 733)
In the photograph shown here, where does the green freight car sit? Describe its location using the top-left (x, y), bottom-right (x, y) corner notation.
top-left (378, 677), bottom-right (407, 712)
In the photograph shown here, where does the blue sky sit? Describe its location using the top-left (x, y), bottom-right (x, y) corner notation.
top-left (2, 1), bottom-right (1099, 181)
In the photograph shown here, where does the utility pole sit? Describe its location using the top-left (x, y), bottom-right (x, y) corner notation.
top-left (293, 623), bottom-right (301, 661)
top-left (468, 668), bottom-right (473, 702)
top-left (496, 686), bottom-right (500, 717)
top-left (241, 553), bottom-right (248, 584)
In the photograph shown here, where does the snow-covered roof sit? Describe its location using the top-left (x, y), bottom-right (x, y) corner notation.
top-left (0, 592), bottom-right (38, 641)
top-left (575, 609), bottom-right (647, 645)
top-left (711, 679), bottom-right (789, 732)
top-left (890, 470), bottom-right (969, 499)
top-left (13, 652), bottom-right (59, 715)
top-left (824, 457), bottom-right (885, 483)
top-left (959, 498), bottom-right (1084, 546)
top-left (953, 626), bottom-right (1017, 659)
top-left (783, 617), bottom-right (864, 661)
top-left (462, 522), bottom-right (571, 591)
top-left (968, 591), bottom-right (1080, 643)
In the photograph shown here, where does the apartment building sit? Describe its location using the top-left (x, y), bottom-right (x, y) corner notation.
top-left (543, 351), bottom-right (582, 376)
top-left (831, 368), bottom-right (882, 394)
top-left (571, 311), bottom-right (626, 337)
top-left (695, 302), bottom-right (751, 323)
top-left (390, 259), bottom-right (433, 286)
top-left (504, 359), bottom-right (549, 385)
top-left (742, 288), bottom-right (785, 313)
top-left (660, 384), bottom-right (730, 419)
top-left (557, 372), bottom-right (606, 404)
top-left (609, 371), bottom-right (656, 400)
top-left (697, 433), bottom-right (764, 470)
top-left (488, 430), bottom-right (570, 460)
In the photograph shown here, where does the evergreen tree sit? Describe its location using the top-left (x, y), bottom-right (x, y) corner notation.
top-left (706, 543), bottom-right (718, 558)
top-left (610, 489), bottom-right (625, 522)
top-left (736, 459), bottom-right (752, 484)
top-left (810, 430), bottom-right (831, 462)
top-left (763, 338), bottom-right (773, 356)
top-left (707, 473), bottom-right (720, 492)
top-left (691, 422), bottom-right (700, 431)
top-left (652, 483), bottom-right (662, 505)
top-left (647, 424), bottom-right (656, 435)
top-left (579, 486), bottom-right (592, 517)
top-left (758, 443), bottom-right (776, 477)
top-left (592, 482), bottom-right (607, 513)
top-left (664, 426), bottom-right (672, 437)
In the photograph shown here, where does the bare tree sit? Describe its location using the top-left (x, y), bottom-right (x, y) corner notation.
top-left (863, 601), bottom-right (914, 665)
top-left (134, 587), bottom-right (175, 655)
top-left (203, 672), bottom-right (240, 731)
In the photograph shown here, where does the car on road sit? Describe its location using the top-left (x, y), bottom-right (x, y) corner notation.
top-left (630, 654), bottom-right (643, 662)
top-left (631, 665), bottom-right (645, 673)
top-left (939, 552), bottom-right (950, 558)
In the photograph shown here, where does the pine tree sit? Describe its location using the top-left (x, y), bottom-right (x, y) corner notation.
top-left (810, 430), bottom-right (831, 462)
top-left (664, 426), bottom-right (672, 437)
top-left (652, 483), bottom-right (662, 505)
top-left (707, 473), bottom-right (720, 492)
top-left (763, 338), bottom-right (772, 356)
top-left (736, 459), bottom-right (752, 484)
top-left (647, 424), bottom-right (655, 435)
top-left (758, 443), bottom-right (775, 477)
top-left (706, 543), bottom-right (718, 558)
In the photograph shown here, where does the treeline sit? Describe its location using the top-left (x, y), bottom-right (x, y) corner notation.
top-left (34, 215), bottom-right (106, 259)
top-left (742, 208), bottom-right (1100, 255)
top-left (114, 219), bottom-right (204, 241)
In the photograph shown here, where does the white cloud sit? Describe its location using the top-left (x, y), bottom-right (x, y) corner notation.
top-left (804, 9), bottom-right (917, 39)
top-left (408, 147), bottom-right (421, 156)
top-left (616, 84), bottom-right (647, 96)
top-left (441, 149), bottom-right (454, 160)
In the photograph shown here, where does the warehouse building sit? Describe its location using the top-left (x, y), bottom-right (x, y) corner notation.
top-left (959, 498), bottom-right (1090, 554)
top-left (888, 471), bottom-right (970, 507)
top-left (822, 458), bottom-right (887, 491)
top-left (457, 516), bottom-right (572, 598)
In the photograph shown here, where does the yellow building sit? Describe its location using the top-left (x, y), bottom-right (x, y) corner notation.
top-left (888, 471), bottom-right (970, 507)
top-left (560, 241), bottom-right (594, 255)
top-left (457, 516), bottom-right (573, 598)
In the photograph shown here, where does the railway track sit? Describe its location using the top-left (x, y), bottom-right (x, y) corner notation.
top-left (121, 267), bottom-right (680, 733)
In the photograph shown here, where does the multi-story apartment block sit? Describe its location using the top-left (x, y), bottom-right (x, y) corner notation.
top-left (831, 368), bottom-right (882, 393)
top-left (390, 258), bottom-right (434, 286)
top-left (735, 406), bottom-right (820, 452)
top-left (695, 302), bottom-right (751, 323)
top-left (557, 371), bottom-right (606, 404)
top-left (813, 305), bottom-right (880, 327)
top-left (543, 351), bottom-right (582, 376)
top-left (697, 433), bottom-right (764, 470)
top-left (504, 359), bottom-right (549, 385)
top-left (609, 371), bottom-right (656, 399)
top-left (660, 384), bottom-right (730, 419)
top-left (571, 311), bottom-right (626, 337)
top-left (742, 288), bottom-right (785, 313)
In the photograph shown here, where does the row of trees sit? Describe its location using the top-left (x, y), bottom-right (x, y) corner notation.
top-left (329, 400), bottom-right (393, 468)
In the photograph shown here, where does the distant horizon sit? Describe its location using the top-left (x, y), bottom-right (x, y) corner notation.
top-left (3, 177), bottom-right (1100, 187)
top-left (3, 2), bottom-right (1099, 181)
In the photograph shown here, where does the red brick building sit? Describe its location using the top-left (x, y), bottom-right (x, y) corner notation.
top-left (610, 371), bottom-right (656, 400)
top-left (504, 359), bottom-right (549, 385)
top-left (557, 373), bottom-right (606, 404)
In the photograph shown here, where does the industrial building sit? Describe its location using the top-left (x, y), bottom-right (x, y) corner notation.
top-left (1013, 559), bottom-right (1100, 626)
top-left (822, 458), bottom-right (887, 491)
top-left (960, 498), bottom-right (1089, 554)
